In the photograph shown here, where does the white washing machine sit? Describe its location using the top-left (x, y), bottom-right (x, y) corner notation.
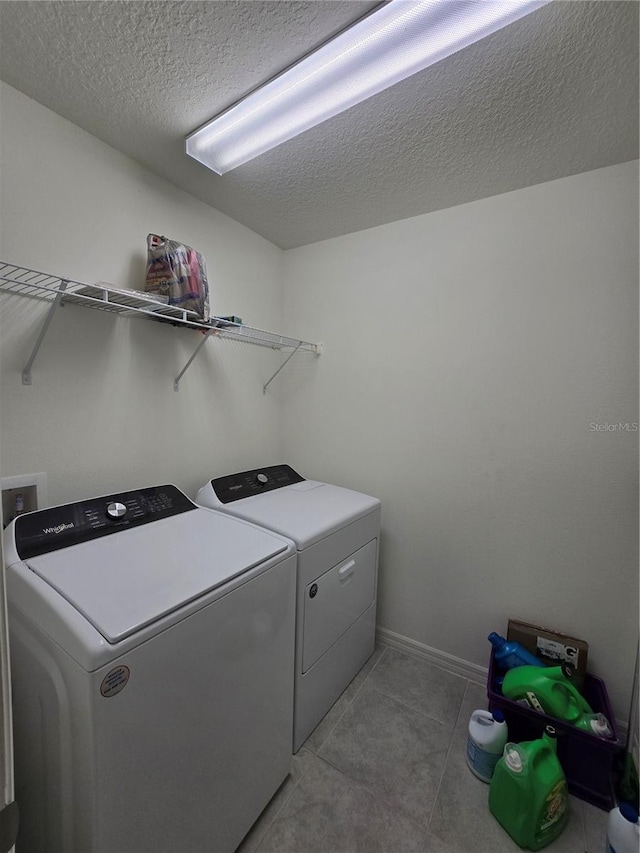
top-left (196, 465), bottom-right (381, 752)
top-left (3, 484), bottom-right (296, 853)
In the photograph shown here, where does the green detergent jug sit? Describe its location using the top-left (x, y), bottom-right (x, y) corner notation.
top-left (573, 712), bottom-right (614, 738)
top-left (489, 726), bottom-right (569, 850)
top-left (501, 664), bottom-right (592, 723)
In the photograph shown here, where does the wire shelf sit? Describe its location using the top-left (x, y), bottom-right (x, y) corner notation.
top-left (0, 261), bottom-right (321, 390)
top-left (0, 262), bottom-right (319, 353)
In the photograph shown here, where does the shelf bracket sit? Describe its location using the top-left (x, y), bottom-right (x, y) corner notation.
top-left (263, 344), bottom-right (301, 394)
top-left (22, 279), bottom-right (69, 385)
top-left (174, 328), bottom-right (215, 391)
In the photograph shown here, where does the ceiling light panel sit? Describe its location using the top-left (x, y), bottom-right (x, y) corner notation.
top-left (186, 0), bottom-right (549, 175)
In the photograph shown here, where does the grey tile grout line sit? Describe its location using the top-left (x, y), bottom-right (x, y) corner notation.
top-left (313, 655), bottom-right (468, 849)
top-left (307, 644), bottom-right (474, 834)
top-left (357, 646), bottom-right (469, 728)
top-left (360, 679), bottom-right (465, 730)
top-left (297, 644), bottom-right (441, 830)
top-left (352, 644), bottom-right (389, 699)
top-left (312, 746), bottom-right (431, 846)
top-left (313, 645), bottom-right (390, 754)
top-left (252, 647), bottom-right (391, 851)
top-left (246, 785), bottom-right (290, 852)
top-left (423, 677), bottom-right (473, 835)
top-left (250, 753), bottom-right (318, 853)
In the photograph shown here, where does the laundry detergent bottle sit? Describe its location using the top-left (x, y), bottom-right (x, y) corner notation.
top-left (501, 664), bottom-right (592, 723)
top-left (488, 632), bottom-right (544, 670)
top-left (605, 802), bottom-right (640, 853)
top-left (574, 712), bottom-right (615, 739)
top-left (489, 726), bottom-right (569, 850)
top-left (466, 709), bottom-right (508, 782)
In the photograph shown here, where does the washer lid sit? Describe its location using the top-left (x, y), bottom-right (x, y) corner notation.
top-left (210, 482), bottom-right (381, 549)
top-left (24, 508), bottom-right (288, 643)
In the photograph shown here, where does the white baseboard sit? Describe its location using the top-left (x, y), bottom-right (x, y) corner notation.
top-left (375, 626), bottom-right (629, 738)
top-left (375, 626), bottom-right (488, 686)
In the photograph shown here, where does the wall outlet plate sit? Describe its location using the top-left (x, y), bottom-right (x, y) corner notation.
top-left (1, 473), bottom-right (47, 528)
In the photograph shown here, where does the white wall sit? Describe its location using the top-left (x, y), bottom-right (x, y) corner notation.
top-left (281, 161), bottom-right (639, 720)
top-left (0, 83), bottom-right (287, 503)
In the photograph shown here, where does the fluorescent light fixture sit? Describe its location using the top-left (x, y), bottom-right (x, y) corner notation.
top-left (186, 0), bottom-right (549, 175)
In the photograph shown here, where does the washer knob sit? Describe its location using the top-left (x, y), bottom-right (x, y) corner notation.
top-left (256, 473), bottom-right (268, 485)
top-left (106, 501), bottom-right (127, 519)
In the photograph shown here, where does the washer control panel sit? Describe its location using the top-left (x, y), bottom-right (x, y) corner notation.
top-left (211, 464), bottom-right (304, 504)
top-left (14, 485), bottom-right (195, 560)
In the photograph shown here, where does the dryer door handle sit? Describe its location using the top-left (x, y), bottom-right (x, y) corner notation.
top-left (338, 560), bottom-right (356, 581)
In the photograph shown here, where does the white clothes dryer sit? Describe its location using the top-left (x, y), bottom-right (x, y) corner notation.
top-left (3, 484), bottom-right (296, 853)
top-left (196, 465), bottom-right (381, 752)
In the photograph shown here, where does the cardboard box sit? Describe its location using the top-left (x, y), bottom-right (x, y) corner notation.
top-left (507, 618), bottom-right (589, 680)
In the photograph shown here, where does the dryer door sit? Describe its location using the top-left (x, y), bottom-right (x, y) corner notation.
top-left (302, 538), bottom-right (377, 673)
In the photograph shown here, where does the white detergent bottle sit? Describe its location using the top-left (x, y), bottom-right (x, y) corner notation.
top-left (605, 802), bottom-right (640, 853)
top-left (466, 709), bottom-right (508, 783)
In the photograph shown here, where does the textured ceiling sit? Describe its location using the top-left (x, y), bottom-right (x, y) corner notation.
top-left (0, 1), bottom-right (637, 249)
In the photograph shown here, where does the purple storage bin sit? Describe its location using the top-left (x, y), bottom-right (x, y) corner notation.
top-left (487, 650), bottom-right (625, 810)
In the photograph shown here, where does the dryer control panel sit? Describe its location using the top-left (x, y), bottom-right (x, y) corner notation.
top-left (211, 464), bottom-right (304, 504)
top-left (13, 485), bottom-right (195, 560)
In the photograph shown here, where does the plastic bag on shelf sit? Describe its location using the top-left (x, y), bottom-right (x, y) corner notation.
top-left (144, 234), bottom-right (210, 321)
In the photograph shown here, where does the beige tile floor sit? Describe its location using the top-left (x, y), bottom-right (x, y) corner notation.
top-left (238, 644), bottom-right (610, 852)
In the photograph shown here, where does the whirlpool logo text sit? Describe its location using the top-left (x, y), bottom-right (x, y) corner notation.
top-left (43, 523), bottom-right (75, 535)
